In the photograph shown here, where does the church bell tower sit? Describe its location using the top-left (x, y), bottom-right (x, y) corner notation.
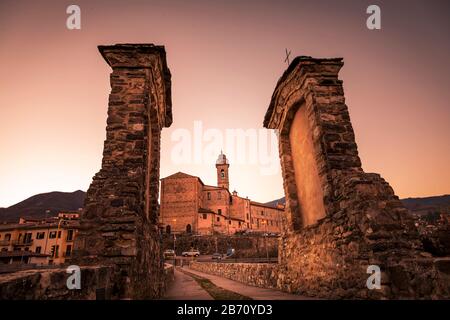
top-left (216, 151), bottom-right (230, 190)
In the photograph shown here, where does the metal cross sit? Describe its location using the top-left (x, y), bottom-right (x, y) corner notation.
top-left (284, 48), bottom-right (291, 65)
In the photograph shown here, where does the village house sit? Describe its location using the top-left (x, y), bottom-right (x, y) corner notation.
top-left (0, 212), bottom-right (80, 266)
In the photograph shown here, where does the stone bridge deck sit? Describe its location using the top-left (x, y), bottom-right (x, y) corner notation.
top-left (165, 266), bottom-right (312, 300)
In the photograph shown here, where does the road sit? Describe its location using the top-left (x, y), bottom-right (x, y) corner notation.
top-left (163, 265), bottom-right (313, 300)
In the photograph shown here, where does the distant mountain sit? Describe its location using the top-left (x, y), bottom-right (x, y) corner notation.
top-left (1, 190), bottom-right (448, 224)
top-left (401, 195), bottom-right (450, 215)
top-left (265, 197), bottom-right (285, 208)
top-left (266, 195), bottom-right (450, 216)
top-left (0, 190), bottom-right (86, 222)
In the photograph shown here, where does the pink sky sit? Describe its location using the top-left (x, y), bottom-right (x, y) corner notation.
top-left (0, 0), bottom-right (449, 207)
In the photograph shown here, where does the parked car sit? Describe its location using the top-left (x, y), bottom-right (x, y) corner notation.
top-left (212, 253), bottom-right (223, 260)
top-left (226, 248), bottom-right (235, 257)
top-left (163, 249), bottom-right (176, 259)
top-left (182, 249), bottom-right (200, 257)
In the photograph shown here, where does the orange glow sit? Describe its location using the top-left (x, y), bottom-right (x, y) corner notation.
top-left (0, 0), bottom-right (449, 207)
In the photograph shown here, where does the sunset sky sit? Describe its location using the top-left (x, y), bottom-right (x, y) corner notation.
top-left (0, 0), bottom-right (449, 208)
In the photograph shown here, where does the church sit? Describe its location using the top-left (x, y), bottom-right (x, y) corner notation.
top-left (159, 152), bottom-right (285, 235)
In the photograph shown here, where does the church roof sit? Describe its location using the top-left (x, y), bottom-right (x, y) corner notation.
top-left (161, 171), bottom-right (205, 185)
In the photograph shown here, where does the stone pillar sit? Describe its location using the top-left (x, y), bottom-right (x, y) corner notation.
top-left (264, 56), bottom-right (450, 299)
top-left (73, 44), bottom-right (172, 299)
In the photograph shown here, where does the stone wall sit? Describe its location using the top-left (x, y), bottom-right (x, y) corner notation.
top-left (191, 258), bottom-right (450, 299)
top-left (421, 223), bottom-right (450, 257)
top-left (0, 263), bottom-right (175, 300)
top-left (263, 56), bottom-right (450, 299)
top-left (190, 261), bottom-right (279, 289)
top-left (0, 266), bottom-right (114, 300)
top-left (72, 44), bottom-right (172, 299)
top-left (163, 263), bottom-right (175, 292)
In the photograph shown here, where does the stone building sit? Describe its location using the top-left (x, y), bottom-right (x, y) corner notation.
top-left (159, 152), bottom-right (284, 235)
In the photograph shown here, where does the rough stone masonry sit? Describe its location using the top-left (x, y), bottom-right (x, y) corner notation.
top-left (263, 56), bottom-right (450, 299)
top-left (72, 44), bottom-right (172, 299)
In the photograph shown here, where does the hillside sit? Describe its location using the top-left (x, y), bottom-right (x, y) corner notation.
top-left (266, 195), bottom-right (450, 216)
top-left (1, 191), bottom-right (448, 223)
top-left (401, 195), bottom-right (450, 214)
top-left (0, 190), bottom-right (85, 222)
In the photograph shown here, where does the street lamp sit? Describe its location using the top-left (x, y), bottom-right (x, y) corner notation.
top-left (172, 218), bottom-right (177, 266)
top-left (261, 220), bottom-right (269, 261)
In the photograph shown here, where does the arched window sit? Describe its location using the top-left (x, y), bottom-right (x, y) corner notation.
top-left (221, 169), bottom-right (225, 178)
top-left (186, 224), bottom-right (192, 233)
top-left (166, 225), bottom-right (171, 234)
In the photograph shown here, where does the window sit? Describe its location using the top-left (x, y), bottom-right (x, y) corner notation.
top-left (23, 233), bottom-right (32, 244)
top-left (218, 209), bottom-right (222, 215)
top-left (217, 217), bottom-right (220, 222)
top-left (66, 245), bottom-right (72, 257)
top-left (166, 225), bottom-right (171, 234)
top-left (35, 246), bottom-right (42, 253)
top-left (246, 214), bottom-right (249, 220)
top-left (66, 230), bottom-right (74, 241)
top-left (207, 192), bottom-right (211, 200)
top-left (50, 245), bottom-right (59, 258)
top-left (57, 231), bottom-right (62, 239)
top-left (228, 220), bottom-right (231, 225)
top-left (221, 169), bottom-right (225, 178)
top-left (49, 231), bottom-right (57, 239)
top-left (36, 232), bottom-right (45, 239)
top-left (261, 210), bottom-right (264, 216)
top-left (203, 214), bottom-right (207, 219)
top-left (247, 223), bottom-right (249, 228)
top-left (186, 224), bottom-right (192, 233)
